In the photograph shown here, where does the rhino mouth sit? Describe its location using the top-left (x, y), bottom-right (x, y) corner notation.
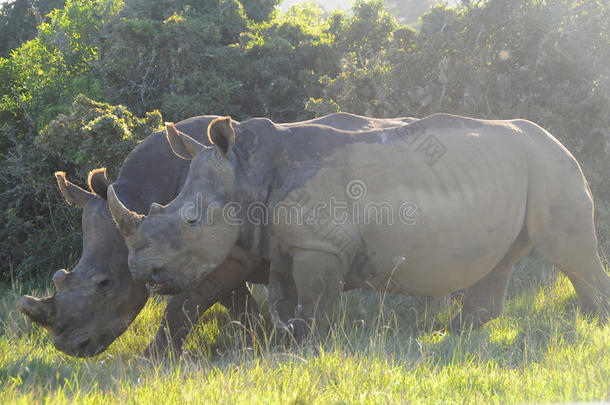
top-left (143, 264), bottom-right (188, 294)
top-left (147, 276), bottom-right (188, 295)
top-left (73, 340), bottom-right (108, 358)
top-left (129, 258), bottom-right (166, 283)
top-left (54, 333), bottom-right (110, 358)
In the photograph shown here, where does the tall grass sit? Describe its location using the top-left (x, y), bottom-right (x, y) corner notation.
top-left (1, 253), bottom-right (608, 403)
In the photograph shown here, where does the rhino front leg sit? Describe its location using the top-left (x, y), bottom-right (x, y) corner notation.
top-left (268, 250), bottom-right (298, 331)
top-left (143, 283), bottom-right (257, 357)
top-left (290, 249), bottom-right (345, 342)
top-left (219, 283), bottom-right (260, 328)
top-left (144, 288), bottom-right (212, 357)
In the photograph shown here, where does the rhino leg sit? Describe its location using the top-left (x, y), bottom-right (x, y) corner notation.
top-left (451, 229), bottom-right (532, 332)
top-left (219, 283), bottom-right (259, 328)
top-left (144, 290), bottom-right (209, 358)
top-left (143, 283), bottom-right (256, 357)
top-left (530, 213), bottom-right (610, 321)
top-left (524, 159), bottom-right (610, 321)
top-left (268, 250), bottom-right (298, 331)
top-left (290, 249), bottom-right (345, 342)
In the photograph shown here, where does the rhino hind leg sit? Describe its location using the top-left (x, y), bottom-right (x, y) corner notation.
top-left (530, 214), bottom-right (610, 321)
top-left (451, 229), bottom-right (533, 332)
top-left (525, 173), bottom-right (610, 321)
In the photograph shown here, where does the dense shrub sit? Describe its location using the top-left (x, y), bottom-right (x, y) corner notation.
top-left (1, 95), bottom-right (161, 281)
top-left (1, 0), bottom-right (609, 283)
top-left (0, 0), bottom-right (67, 58)
top-left (0, 0), bottom-right (125, 281)
top-left (97, 0), bottom-right (337, 122)
top-left (36, 95), bottom-right (162, 180)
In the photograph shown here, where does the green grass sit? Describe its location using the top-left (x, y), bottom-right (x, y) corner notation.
top-left (1, 254), bottom-right (609, 404)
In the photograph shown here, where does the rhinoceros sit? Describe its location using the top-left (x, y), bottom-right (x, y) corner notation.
top-left (108, 113), bottom-right (610, 340)
top-left (18, 113), bottom-right (417, 356)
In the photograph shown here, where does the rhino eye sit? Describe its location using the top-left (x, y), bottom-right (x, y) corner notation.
top-left (96, 278), bottom-right (111, 289)
top-left (184, 217), bottom-right (199, 226)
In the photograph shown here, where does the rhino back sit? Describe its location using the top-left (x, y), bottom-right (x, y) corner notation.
top-left (280, 112), bottom-right (416, 131)
top-left (113, 114), bottom-right (415, 213)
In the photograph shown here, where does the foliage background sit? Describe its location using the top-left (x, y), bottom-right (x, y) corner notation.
top-left (1, 0), bottom-right (609, 283)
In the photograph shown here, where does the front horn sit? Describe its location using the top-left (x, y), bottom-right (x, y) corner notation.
top-left (107, 185), bottom-right (144, 237)
top-left (17, 295), bottom-right (56, 328)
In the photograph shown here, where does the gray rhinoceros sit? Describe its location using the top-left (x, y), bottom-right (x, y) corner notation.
top-left (108, 113), bottom-right (610, 340)
top-left (18, 113), bottom-right (417, 356)
top-left (16, 115), bottom-right (269, 357)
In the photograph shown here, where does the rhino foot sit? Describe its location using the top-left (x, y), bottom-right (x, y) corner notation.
top-left (449, 312), bottom-right (488, 334)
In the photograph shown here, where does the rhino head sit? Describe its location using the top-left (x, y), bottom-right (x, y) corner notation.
top-left (18, 169), bottom-right (149, 357)
top-left (107, 119), bottom-right (240, 292)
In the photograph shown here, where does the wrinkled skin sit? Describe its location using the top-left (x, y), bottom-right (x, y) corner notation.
top-left (110, 147), bottom-right (241, 293)
top-left (19, 178), bottom-right (148, 357)
top-left (19, 113), bottom-right (416, 357)
top-left (110, 115), bottom-right (417, 292)
top-left (111, 113), bottom-right (610, 342)
top-left (18, 116), bottom-right (264, 357)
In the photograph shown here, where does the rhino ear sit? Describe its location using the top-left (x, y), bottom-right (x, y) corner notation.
top-left (55, 171), bottom-right (97, 208)
top-left (107, 185), bottom-right (143, 237)
top-left (166, 122), bottom-right (208, 160)
top-left (87, 167), bottom-right (109, 199)
top-left (207, 116), bottom-right (235, 159)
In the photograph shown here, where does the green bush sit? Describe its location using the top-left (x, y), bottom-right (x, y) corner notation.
top-left (36, 95), bottom-right (162, 180)
top-left (1, 95), bottom-right (161, 282)
top-left (0, 0), bottom-right (67, 58)
top-left (1, 0), bottom-right (609, 283)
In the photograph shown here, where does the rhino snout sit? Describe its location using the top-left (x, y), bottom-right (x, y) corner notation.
top-left (128, 257), bottom-right (167, 282)
top-left (146, 268), bottom-right (188, 295)
top-left (130, 271), bottom-right (150, 284)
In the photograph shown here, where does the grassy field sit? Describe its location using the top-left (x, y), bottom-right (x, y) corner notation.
top-left (1, 254), bottom-right (608, 404)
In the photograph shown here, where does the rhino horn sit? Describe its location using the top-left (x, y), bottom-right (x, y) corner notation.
top-left (107, 185), bottom-right (143, 237)
top-left (148, 202), bottom-right (164, 215)
top-left (52, 269), bottom-right (69, 292)
top-left (17, 295), bottom-right (56, 328)
top-left (207, 116), bottom-right (235, 158)
top-left (165, 122), bottom-right (208, 160)
top-left (55, 171), bottom-right (97, 208)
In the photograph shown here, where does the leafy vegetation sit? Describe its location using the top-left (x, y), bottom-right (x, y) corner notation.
top-left (0, 0), bottom-right (66, 58)
top-left (1, 0), bottom-right (608, 283)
